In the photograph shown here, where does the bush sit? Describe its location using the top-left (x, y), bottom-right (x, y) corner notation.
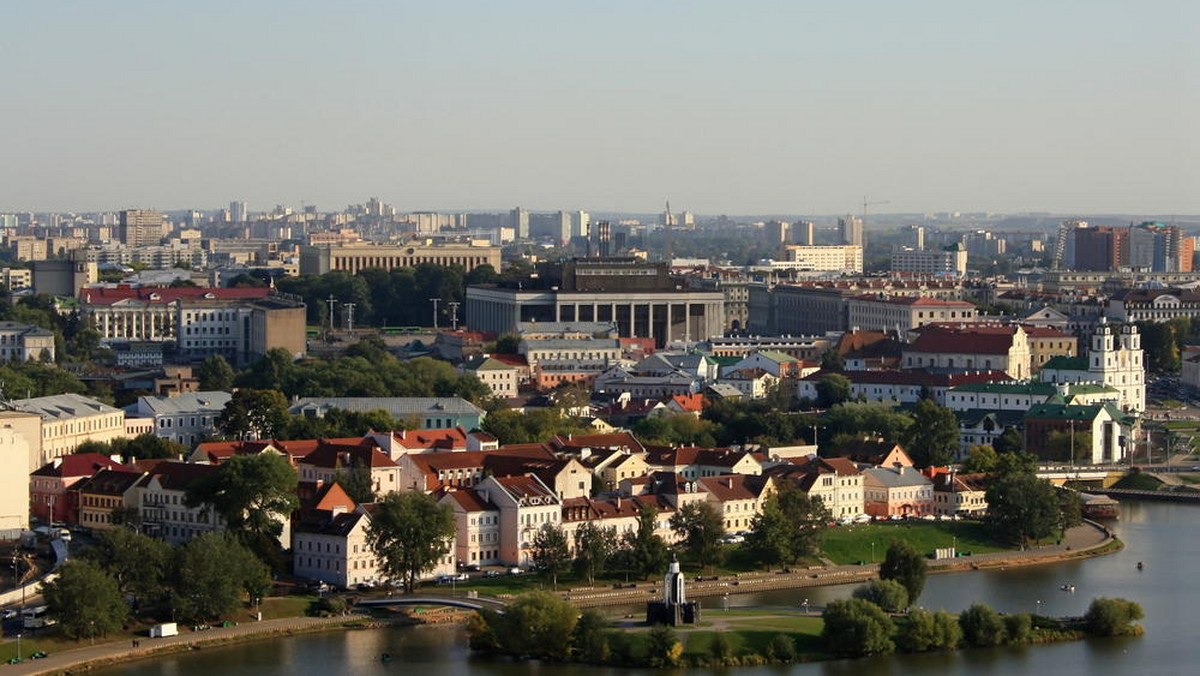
top-left (766, 634), bottom-right (796, 662)
top-left (821, 598), bottom-right (896, 657)
top-left (897, 608), bottom-right (938, 652)
top-left (932, 610), bottom-right (964, 650)
top-left (1004, 613), bottom-right (1033, 643)
top-left (483, 591), bottom-right (579, 659)
top-left (853, 579), bottom-right (910, 613)
top-left (645, 625), bottom-right (683, 667)
top-left (959, 603), bottom-right (1007, 647)
top-left (312, 595), bottom-right (346, 617)
top-left (1084, 598), bottom-right (1145, 637)
top-left (709, 631), bottom-right (733, 663)
top-left (572, 610), bottom-right (610, 663)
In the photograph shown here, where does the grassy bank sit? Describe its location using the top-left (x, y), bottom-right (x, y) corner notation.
top-left (821, 520), bottom-right (1007, 565)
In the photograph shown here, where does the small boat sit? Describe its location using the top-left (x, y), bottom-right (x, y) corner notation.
top-left (1137, 561), bottom-right (1144, 571)
top-left (1060, 584), bottom-right (1076, 593)
top-left (381, 653), bottom-right (393, 663)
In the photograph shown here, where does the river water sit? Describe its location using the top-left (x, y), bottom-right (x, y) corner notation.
top-left (95, 501), bottom-right (1194, 676)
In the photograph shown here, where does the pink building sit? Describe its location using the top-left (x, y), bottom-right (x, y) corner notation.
top-left (862, 466), bottom-right (933, 517)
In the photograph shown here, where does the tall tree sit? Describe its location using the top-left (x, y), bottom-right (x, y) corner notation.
top-left (878, 540), bottom-right (927, 607)
top-left (197, 355), bottom-right (235, 391)
top-left (82, 527), bottom-right (172, 606)
top-left (171, 533), bottom-right (271, 622)
top-left (573, 522), bottom-right (616, 585)
top-left (216, 389), bottom-right (291, 440)
top-left (185, 452), bottom-right (299, 547)
top-left (993, 426), bottom-right (1024, 454)
top-left (746, 482), bottom-right (831, 566)
top-left (820, 598), bottom-right (896, 657)
top-left (42, 560), bottom-right (128, 640)
top-left (984, 471), bottom-right (1063, 546)
top-left (530, 523), bottom-right (571, 589)
top-left (815, 373), bottom-right (852, 408)
top-left (669, 502), bottom-right (726, 567)
top-left (620, 505), bottom-right (669, 579)
top-left (366, 491), bottom-right (456, 593)
top-left (902, 398), bottom-right (960, 467)
top-left (819, 349), bottom-right (846, 371)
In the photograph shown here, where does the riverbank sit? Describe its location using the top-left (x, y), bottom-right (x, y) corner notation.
top-left (564, 520), bottom-right (1117, 608)
top-left (5, 614), bottom-right (378, 676)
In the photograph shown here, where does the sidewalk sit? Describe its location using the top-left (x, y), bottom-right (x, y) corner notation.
top-left (6, 614), bottom-right (363, 676)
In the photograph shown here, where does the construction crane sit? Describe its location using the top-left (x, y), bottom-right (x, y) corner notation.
top-left (862, 197), bottom-right (890, 220)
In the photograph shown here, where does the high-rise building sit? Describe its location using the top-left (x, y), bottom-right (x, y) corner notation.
top-left (839, 215), bottom-right (864, 247)
top-left (795, 220), bottom-right (815, 246)
top-left (571, 210), bottom-right (590, 240)
top-left (118, 209), bottom-right (165, 248)
top-left (903, 225), bottom-right (925, 250)
top-left (230, 201), bottom-right (248, 223)
top-left (510, 207), bottom-right (530, 239)
top-left (763, 221), bottom-right (790, 247)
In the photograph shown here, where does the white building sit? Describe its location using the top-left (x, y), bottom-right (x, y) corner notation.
top-left (779, 245), bottom-right (864, 274)
top-left (1040, 320), bottom-right (1145, 412)
top-left (130, 392), bottom-right (231, 447)
top-left (890, 244), bottom-right (968, 278)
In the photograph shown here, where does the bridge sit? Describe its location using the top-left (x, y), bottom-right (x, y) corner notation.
top-left (354, 593), bottom-right (508, 612)
top-left (1034, 466), bottom-right (1118, 485)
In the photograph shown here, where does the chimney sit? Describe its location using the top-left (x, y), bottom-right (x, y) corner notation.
top-left (52, 457), bottom-right (62, 469)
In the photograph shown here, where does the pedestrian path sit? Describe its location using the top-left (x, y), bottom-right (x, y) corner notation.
top-left (6, 614), bottom-right (361, 676)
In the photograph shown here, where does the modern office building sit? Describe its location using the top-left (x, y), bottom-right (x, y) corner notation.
top-left (780, 245), bottom-right (864, 273)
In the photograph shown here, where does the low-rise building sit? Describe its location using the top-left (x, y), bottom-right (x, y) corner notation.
top-left (698, 474), bottom-right (775, 532)
top-left (0, 322), bottom-right (55, 362)
top-left (130, 391), bottom-right (231, 447)
top-left (288, 397), bottom-right (486, 431)
top-left (477, 474), bottom-right (562, 567)
top-left (136, 462), bottom-right (225, 544)
top-left (459, 356), bottom-right (521, 399)
top-left (8, 393), bottom-right (126, 467)
top-left (30, 453), bottom-right (124, 525)
top-left (74, 468), bottom-right (145, 530)
top-left (862, 467), bottom-right (933, 517)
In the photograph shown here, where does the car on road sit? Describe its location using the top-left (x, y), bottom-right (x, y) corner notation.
top-left (1, 610), bottom-right (17, 621)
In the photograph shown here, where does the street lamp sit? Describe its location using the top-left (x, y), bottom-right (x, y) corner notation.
top-left (1035, 599), bottom-right (1042, 616)
top-left (802, 598), bottom-right (809, 614)
top-left (870, 542), bottom-right (876, 563)
top-left (15, 633), bottom-right (20, 662)
top-left (722, 593), bottom-right (729, 612)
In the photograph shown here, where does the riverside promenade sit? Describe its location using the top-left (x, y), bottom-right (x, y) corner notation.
top-left (6, 614), bottom-right (362, 676)
top-left (563, 520), bottom-right (1114, 608)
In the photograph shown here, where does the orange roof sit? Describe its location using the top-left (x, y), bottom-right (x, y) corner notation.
top-left (394, 427), bottom-right (469, 451)
top-left (669, 394), bottom-right (705, 412)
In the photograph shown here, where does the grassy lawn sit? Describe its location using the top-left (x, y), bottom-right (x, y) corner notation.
top-left (259, 595), bottom-right (317, 621)
top-left (820, 521), bottom-right (1006, 565)
top-left (0, 632), bottom-right (86, 663)
top-left (1110, 473), bottom-right (1165, 491)
top-left (682, 613), bottom-right (825, 658)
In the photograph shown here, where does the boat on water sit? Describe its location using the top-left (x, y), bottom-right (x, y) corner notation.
top-left (1060, 584), bottom-right (1076, 592)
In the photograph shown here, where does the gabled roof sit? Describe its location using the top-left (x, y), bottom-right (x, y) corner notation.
top-left (668, 394), bottom-right (705, 413)
top-left (1042, 355), bottom-right (1089, 371)
top-left (949, 382), bottom-right (1058, 396)
top-left (300, 443), bottom-right (397, 469)
top-left (440, 488), bottom-right (499, 513)
top-left (393, 427), bottom-right (471, 451)
top-left (907, 325), bottom-right (1020, 355)
top-left (698, 474), bottom-right (772, 502)
top-left (136, 391), bottom-right (231, 415)
top-left (1023, 403), bottom-right (1124, 423)
top-left (74, 467), bottom-right (145, 496)
top-left (491, 474), bottom-right (559, 503)
top-left (32, 453), bottom-right (124, 478)
top-left (863, 466), bottom-right (932, 488)
top-left (836, 438), bottom-right (912, 466)
top-left (289, 397), bottom-right (484, 419)
top-left (550, 432), bottom-right (646, 454)
top-left (11, 393), bottom-right (120, 420)
top-left (138, 461), bottom-right (217, 491)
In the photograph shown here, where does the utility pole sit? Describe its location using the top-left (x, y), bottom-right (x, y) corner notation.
top-left (325, 295), bottom-right (339, 333)
top-left (447, 301), bottom-right (461, 331)
top-left (343, 303), bottom-right (356, 332)
top-left (429, 298), bottom-right (441, 330)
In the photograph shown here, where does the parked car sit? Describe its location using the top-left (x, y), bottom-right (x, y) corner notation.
top-left (484, 570), bottom-right (501, 578)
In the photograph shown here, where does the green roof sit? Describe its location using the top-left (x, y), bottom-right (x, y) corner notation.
top-left (949, 382), bottom-right (1057, 395)
top-left (708, 355), bottom-right (742, 367)
top-left (756, 350), bottom-right (800, 364)
top-left (1042, 355), bottom-right (1088, 371)
top-left (1066, 383), bottom-right (1120, 395)
top-left (954, 409), bottom-right (1025, 427)
top-left (1023, 402), bottom-right (1127, 423)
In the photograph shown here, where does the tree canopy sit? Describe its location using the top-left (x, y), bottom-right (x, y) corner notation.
top-left (43, 559), bottom-right (128, 640)
top-left (669, 501), bottom-right (725, 567)
top-left (530, 523), bottom-right (571, 588)
top-left (878, 540), bottom-right (927, 607)
top-left (901, 398), bottom-right (959, 467)
top-left (171, 533), bottom-right (271, 622)
top-left (821, 598), bottom-right (895, 657)
top-left (746, 482), bottom-right (831, 566)
top-left (366, 490), bottom-right (456, 593)
top-left (217, 389), bottom-right (291, 440)
top-left (185, 452), bottom-right (299, 550)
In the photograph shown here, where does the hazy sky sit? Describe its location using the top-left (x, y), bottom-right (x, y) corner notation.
top-left (3, 1), bottom-right (1197, 216)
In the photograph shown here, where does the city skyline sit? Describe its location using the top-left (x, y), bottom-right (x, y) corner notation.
top-left (4, 1), bottom-right (1196, 215)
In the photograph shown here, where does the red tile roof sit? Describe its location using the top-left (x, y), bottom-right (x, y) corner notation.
top-left (32, 453), bottom-right (124, 478)
top-left (79, 286), bottom-right (269, 306)
top-left (908, 325), bottom-right (1020, 355)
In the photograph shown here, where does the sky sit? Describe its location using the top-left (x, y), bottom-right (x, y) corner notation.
top-left (3, 1), bottom-right (1197, 216)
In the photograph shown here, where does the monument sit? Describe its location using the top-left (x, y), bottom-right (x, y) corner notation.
top-left (645, 559), bottom-right (701, 626)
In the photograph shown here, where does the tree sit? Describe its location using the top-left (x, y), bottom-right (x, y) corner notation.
top-left (959, 445), bottom-right (999, 474)
top-left (494, 333), bottom-right (521, 354)
top-left (994, 426), bottom-right (1024, 454)
top-left (821, 402), bottom-right (913, 453)
top-left (879, 540), bottom-right (927, 607)
top-left (197, 355), bottom-right (235, 391)
top-left (766, 633), bottom-right (796, 662)
top-left (83, 527), bottom-right (172, 606)
top-left (216, 389), bottom-right (291, 440)
top-left (985, 471), bottom-right (1063, 546)
top-left (898, 608), bottom-right (962, 652)
top-left (815, 373), bottom-right (852, 408)
top-left (531, 523), bottom-right (571, 589)
top-left (620, 505), bottom-right (669, 579)
top-left (366, 491), bottom-right (456, 593)
top-left (1004, 613), bottom-right (1033, 643)
top-left (185, 452), bottom-right (299, 559)
top-left (958, 603), bottom-right (1007, 647)
top-left (1045, 429), bottom-right (1093, 464)
top-left (1058, 487), bottom-right (1083, 535)
top-left (746, 482), bottom-right (831, 566)
top-left (573, 522), bottom-right (616, 585)
top-left (332, 461), bottom-right (377, 504)
top-left (902, 399), bottom-right (960, 467)
top-left (171, 533), bottom-right (270, 622)
top-left (821, 598), bottom-right (896, 657)
top-left (669, 502), bottom-right (725, 568)
top-left (42, 560), bottom-right (127, 640)
top-left (852, 579), bottom-right (910, 613)
top-left (572, 610), bottom-right (610, 663)
top-left (1084, 597), bottom-right (1144, 636)
top-left (644, 625), bottom-right (683, 667)
top-left (481, 591), bottom-right (579, 660)
top-left (819, 349), bottom-right (845, 371)
top-left (709, 631), bottom-right (733, 663)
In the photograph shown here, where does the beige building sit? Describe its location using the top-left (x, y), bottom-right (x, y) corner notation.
top-left (298, 240), bottom-right (501, 275)
top-left (780, 245), bottom-right (864, 273)
top-left (0, 322), bottom-right (55, 362)
top-left (698, 474), bottom-right (775, 533)
top-left (846, 296), bottom-right (977, 332)
top-left (476, 474), bottom-right (562, 567)
top-left (7, 394), bottom-right (126, 468)
top-left (0, 427), bottom-right (30, 536)
top-left (119, 209), bottom-right (166, 248)
top-left (903, 325), bottom-right (1032, 379)
top-left (458, 356), bottom-right (521, 398)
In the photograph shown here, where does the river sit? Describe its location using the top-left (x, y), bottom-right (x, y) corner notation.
top-left (95, 501), bottom-right (1194, 676)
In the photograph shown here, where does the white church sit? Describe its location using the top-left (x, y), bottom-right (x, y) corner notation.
top-left (1040, 319), bottom-right (1145, 413)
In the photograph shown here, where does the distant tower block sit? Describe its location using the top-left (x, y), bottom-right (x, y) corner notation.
top-left (646, 559), bottom-right (701, 626)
